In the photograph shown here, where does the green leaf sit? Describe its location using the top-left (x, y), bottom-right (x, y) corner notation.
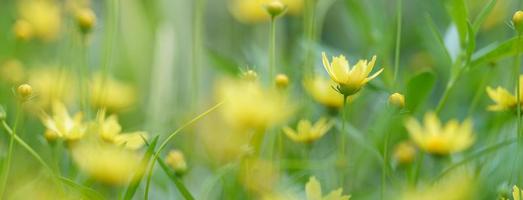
top-left (405, 71), bottom-right (436, 112)
top-left (471, 37), bottom-right (521, 67)
top-left (59, 176), bottom-right (105, 200)
top-left (157, 158), bottom-right (195, 200)
top-left (471, 0), bottom-right (498, 32)
top-left (207, 49), bottom-right (241, 75)
top-left (444, 0), bottom-right (469, 47)
top-left (122, 136), bottom-right (159, 200)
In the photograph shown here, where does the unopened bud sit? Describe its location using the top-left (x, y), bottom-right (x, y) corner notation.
top-left (275, 74), bottom-right (289, 88)
top-left (165, 150), bottom-right (188, 175)
top-left (17, 84), bottom-right (32, 100)
top-left (265, 1), bottom-right (287, 18)
top-left (393, 141), bottom-right (416, 165)
top-left (76, 8), bottom-right (96, 33)
top-left (513, 11), bottom-right (523, 34)
top-left (388, 92), bottom-right (405, 109)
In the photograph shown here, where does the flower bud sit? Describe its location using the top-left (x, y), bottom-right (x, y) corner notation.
top-left (17, 84), bottom-right (33, 100)
top-left (393, 141), bottom-right (416, 165)
top-left (265, 1), bottom-right (287, 18)
top-left (76, 8), bottom-right (96, 33)
top-left (165, 150), bottom-right (188, 175)
top-left (13, 20), bottom-right (33, 41)
top-left (513, 11), bottom-right (523, 34)
top-left (242, 70), bottom-right (258, 82)
top-left (275, 74), bottom-right (289, 88)
top-left (388, 92), bottom-right (405, 109)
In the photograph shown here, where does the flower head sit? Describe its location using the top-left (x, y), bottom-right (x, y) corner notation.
top-left (405, 112), bottom-right (474, 155)
top-left (393, 141), bottom-right (416, 164)
top-left (303, 76), bottom-right (345, 108)
top-left (41, 102), bottom-right (86, 142)
top-left (230, 0), bottom-right (303, 24)
top-left (283, 118), bottom-right (333, 144)
top-left (486, 76), bottom-right (523, 111)
top-left (389, 92), bottom-right (405, 109)
top-left (322, 52), bottom-right (383, 96)
top-left (95, 111), bottom-right (147, 150)
top-left (513, 11), bottom-right (523, 34)
top-left (18, 0), bottom-right (61, 42)
top-left (90, 74), bottom-right (137, 112)
top-left (305, 176), bottom-right (351, 200)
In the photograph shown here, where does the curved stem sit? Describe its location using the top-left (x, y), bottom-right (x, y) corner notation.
top-left (392, 0), bottom-right (403, 88)
top-left (143, 101), bottom-right (224, 199)
top-left (0, 103), bottom-right (21, 197)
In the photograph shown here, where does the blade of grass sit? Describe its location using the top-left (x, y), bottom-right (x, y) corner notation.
top-left (59, 176), bottom-right (105, 200)
top-left (122, 136), bottom-right (159, 200)
top-left (471, 37), bottom-right (522, 67)
top-left (157, 158), bottom-right (195, 200)
top-left (425, 14), bottom-right (453, 64)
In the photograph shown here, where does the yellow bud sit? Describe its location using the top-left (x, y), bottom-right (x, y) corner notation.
top-left (388, 92), bottom-right (405, 109)
top-left (165, 150), bottom-right (188, 175)
top-left (17, 83), bottom-right (33, 99)
top-left (242, 70), bottom-right (258, 82)
top-left (76, 8), bottom-right (96, 33)
top-left (13, 20), bottom-right (33, 41)
top-left (44, 130), bottom-right (59, 142)
top-left (265, 1), bottom-right (287, 18)
top-left (393, 141), bottom-right (416, 165)
top-left (275, 74), bottom-right (289, 88)
top-left (513, 11), bottom-right (523, 34)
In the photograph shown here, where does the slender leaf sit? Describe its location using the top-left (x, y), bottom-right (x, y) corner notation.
top-left (405, 71), bottom-right (436, 113)
top-left (157, 158), bottom-right (195, 200)
top-left (59, 176), bottom-right (105, 200)
top-left (472, 0), bottom-right (498, 32)
top-left (207, 49), bottom-right (241, 75)
top-left (425, 14), bottom-right (452, 64)
top-left (471, 37), bottom-right (521, 67)
top-left (122, 136), bottom-right (159, 200)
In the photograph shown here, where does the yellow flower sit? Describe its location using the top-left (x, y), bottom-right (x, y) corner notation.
top-left (70, 140), bottom-right (143, 186)
top-left (165, 150), bottom-right (188, 174)
top-left (41, 102), bottom-right (86, 142)
top-left (13, 20), bottom-right (34, 41)
top-left (95, 111), bottom-right (147, 150)
top-left (303, 76), bottom-right (345, 108)
top-left (229, 0), bottom-right (303, 24)
top-left (305, 176), bottom-right (350, 200)
top-left (28, 67), bottom-right (76, 109)
top-left (322, 52), bottom-right (383, 96)
top-left (90, 74), bottom-right (137, 112)
top-left (283, 118), bottom-right (333, 144)
top-left (405, 112), bottom-right (474, 155)
top-left (217, 78), bottom-right (293, 130)
top-left (512, 185), bottom-right (523, 200)
top-left (486, 76), bottom-right (523, 111)
top-left (18, 0), bottom-right (61, 42)
top-left (388, 92), bottom-right (405, 109)
top-left (393, 141), bottom-right (416, 164)
top-left (240, 158), bottom-right (280, 195)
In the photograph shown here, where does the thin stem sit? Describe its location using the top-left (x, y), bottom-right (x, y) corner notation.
top-left (269, 17), bottom-right (277, 81)
top-left (392, 0), bottom-right (403, 87)
top-left (191, 0), bottom-right (205, 110)
top-left (97, 0), bottom-right (119, 110)
top-left (143, 101), bottom-right (224, 199)
top-left (340, 95), bottom-right (347, 157)
top-left (303, 0), bottom-right (317, 76)
top-left (511, 33), bottom-right (522, 184)
top-left (0, 103), bottom-right (21, 197)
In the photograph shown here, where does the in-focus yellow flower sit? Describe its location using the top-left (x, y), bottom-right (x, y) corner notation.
top-left (283, 118), bottom-right (333, 144)
top-left (41, 102), bottom-right (86, 142)
top-left (405, 112), bottom-right (474, 155)
top-left (18, 0), bottom-right (61, 42)
top-left (393, 141), bottom-right (416, 165)
top-left (70, 139), bottom-right (143, 186)
top-left (95, 111), bottom-right (147, 150)
top-left (486, 76), bottom-right (523, 111)
top-left (28, 67), bottom-right (76, 109)
top-left (165, 150), bottom-right (188, 174)
top-left (0, 59), bottom-right (25, 85)
top-left (217, 78), bottom-right (293, 130)
top-left (303, 76), bottom-right (345, 108)
top-left (305, 176), bottom-right (351, 200)
top-left (322, 52), bottom-right (383, 96)
top-left (229, 0), bottom-right (303, 23)
top-left (90, 74), bottom-right (137, 112)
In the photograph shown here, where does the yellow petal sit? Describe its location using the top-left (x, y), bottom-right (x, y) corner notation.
top-left (305, 176), bottom-right (322, 200)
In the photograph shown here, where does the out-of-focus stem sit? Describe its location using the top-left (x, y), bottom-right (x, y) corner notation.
top-left (192, 0), bottom-right (205, 110)
top-left (269, 18), bottom-right (277, 82)
top-left (392, 0), bottom-right (402, 88)
top-left (0, 103), bottom-right (21, 198)
top-left (304, 0), bottom-right (317, 77)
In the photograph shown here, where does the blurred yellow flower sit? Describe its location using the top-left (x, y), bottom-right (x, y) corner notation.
top-left (41, 102), bottom-right (86, 142)
top-left (405, 112), bottom-right (474, 155)
top-left (512, 185), bottom-right (523, 200)
top-left (28, 67), bottom-right (76, 109)
top-left (402, 169), bottom-right (476, 200)
top-left (0, 59), bottom-right (25, 85)
top-left (70, 139), bottom-right (143, 186)
top-left (305, 176), bottom-right (350, 200)
top-left (95, 111), bottom-right (147, 150)
top-left (217, 78), bottom-right (292, 130)
top-left (486, 76), bottom-right (523, 111)
top-left (165, 150), bottom-right (188, 174)
top-left (91, 74), bottom-right (137, 112)
top-left (18, 0), bottom-right (61, 42)
top-left (229, 0), bottom-right (303, 23)
top-left (393, 141), bottom-right (416, 165)
top-left (322, 52), bottom-right (383, 96)
top-left (240, 158), bottom-right (280, 195)
top-left (13, 20), bottom-right (34, 41)
top-left (283, 118), bottom-right (333, 144)
top-left (303, 76), bottom-right (344, 108)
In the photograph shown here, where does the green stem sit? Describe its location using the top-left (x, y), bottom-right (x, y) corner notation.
top-left (303, 0), bottom-right (317, 76)
top-left (512, 34), bottom-right (522, 184)
top-left (269, 17), bottom-right (277, 82)
top-left (98, 0), bottom-right (119, 109)
top-left (143, 101), bottom-right (224, 199)
top-left (0, 103), bottom-right (21, 197)
top-left (191, 0), bottom-right (205, 109)
top-left (392, 0), bottom-right (402, 87)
